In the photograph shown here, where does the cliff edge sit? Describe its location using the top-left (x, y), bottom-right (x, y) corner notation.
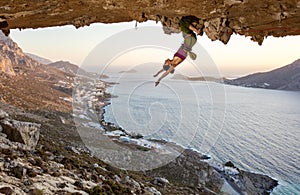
top-left (0, 0), bottom-right (300, 45)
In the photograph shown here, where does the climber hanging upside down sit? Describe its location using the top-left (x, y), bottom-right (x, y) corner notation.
top-left (154, 16), bottom-right (202, 87)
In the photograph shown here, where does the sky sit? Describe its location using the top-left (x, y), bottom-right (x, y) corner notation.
top-left (10, 21), bottom-right (300, 77)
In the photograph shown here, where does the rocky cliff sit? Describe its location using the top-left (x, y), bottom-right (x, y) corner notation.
top-left (0, 0), bottom-right (300, 44)
top-left (0, 32), bottom-right (40, 75)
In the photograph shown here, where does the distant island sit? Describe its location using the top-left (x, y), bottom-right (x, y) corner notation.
top-left (172, 74), bottom-right (226, 83)
top-left (225, 59), bottom-right (300, 91)
top-left (119, 69), bottom-right (137, 74)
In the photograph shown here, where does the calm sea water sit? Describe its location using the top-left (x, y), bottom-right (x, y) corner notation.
top-left (103, 74), bottom-right (300, 194)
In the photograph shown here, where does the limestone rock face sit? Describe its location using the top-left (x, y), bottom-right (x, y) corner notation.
top-left (0, 118), bottom-right (41, 148)
top-left (0, 31), bottom-right (40, 75)
top-left (0, 0), bottom-right (300, 44)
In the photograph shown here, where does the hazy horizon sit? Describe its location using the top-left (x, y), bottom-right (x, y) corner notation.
top-left (9, 21), bottom-right (300, 78)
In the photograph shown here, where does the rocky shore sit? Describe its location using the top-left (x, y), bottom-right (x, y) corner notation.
top-left (0, 76), bottom-right (278, 194)
top-left (72, 77), bottom-right (279, 194)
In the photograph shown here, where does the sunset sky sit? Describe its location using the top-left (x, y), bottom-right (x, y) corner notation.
top-left (10, 21), bottom-right (300, 77)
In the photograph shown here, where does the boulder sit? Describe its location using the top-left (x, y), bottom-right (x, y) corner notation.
top-left (144, 187), bottom-right (161, 195)
top-left (0, 109), bottom-right (9, 119)
top-left (113, 175), bottom-right (121, 183)
top-left (153, 177), bottom-right (169, 187)
top-left (121, 176), bottom-right (141, 191)
top-left (0, 119), bottom-right (40, 149)
top-left (64, 146), bottom-right (80, 154)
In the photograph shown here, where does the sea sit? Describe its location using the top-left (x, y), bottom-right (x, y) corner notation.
top-left (102, 73), bottom-right (300, 194)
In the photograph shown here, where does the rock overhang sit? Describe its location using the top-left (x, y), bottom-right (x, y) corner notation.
top-left (0, 0), bottom-right (300, 45)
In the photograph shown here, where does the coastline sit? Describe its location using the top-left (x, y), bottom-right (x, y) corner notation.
top-left (91, 79), bottom-right (279, 194)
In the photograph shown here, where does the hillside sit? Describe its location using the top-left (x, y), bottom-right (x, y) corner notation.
top-left (226, 59), bottom-right (300, 91)
top-left (25, 53), bottom-right (53, 65)
top-left (0, 31), bottom-right (74, 111)
top-left (48, 60), bottom-right (100, 78)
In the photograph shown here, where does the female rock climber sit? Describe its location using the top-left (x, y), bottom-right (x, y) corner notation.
top-left (154, 16), bottom-right (202, 87)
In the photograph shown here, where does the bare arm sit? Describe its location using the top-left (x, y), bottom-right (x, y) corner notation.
top-left (189, 24), bottom-right (200, 35)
